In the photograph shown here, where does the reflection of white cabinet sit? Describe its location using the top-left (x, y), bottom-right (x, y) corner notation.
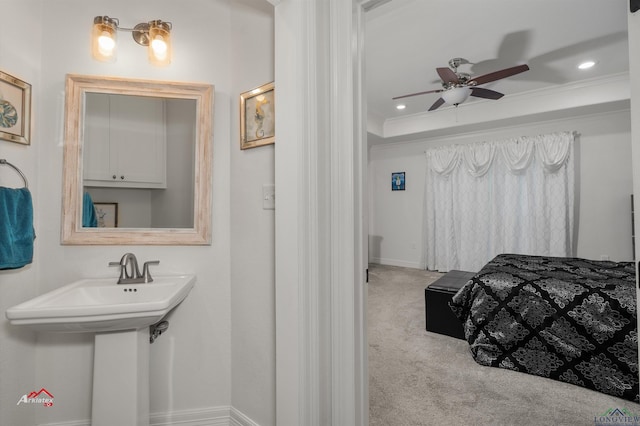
top-left (83, 93), bottom-right (167, 188)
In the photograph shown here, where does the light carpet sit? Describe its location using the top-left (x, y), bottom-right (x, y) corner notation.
top-left (368, 263), bottom-right (640, 426)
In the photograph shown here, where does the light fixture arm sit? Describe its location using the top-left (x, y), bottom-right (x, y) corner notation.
top-left (130, 23), bottom-right (151, 46)
top-left (114, 21), bottom-right (173, 46)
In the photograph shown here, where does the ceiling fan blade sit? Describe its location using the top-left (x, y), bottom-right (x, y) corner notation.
top-left (392, 89), bottom-right (442, 100)
top-left (428, 98), bottom-right (445, 111)
top-left (470, 87), bottom-right (504, 100)
top-left (468, 64), bottom-right (530, 86)
top-left (437, 67), bottom-right (459, 84)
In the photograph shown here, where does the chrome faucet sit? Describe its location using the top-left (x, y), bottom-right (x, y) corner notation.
top-left (109, 253), bottom-right (160, 284)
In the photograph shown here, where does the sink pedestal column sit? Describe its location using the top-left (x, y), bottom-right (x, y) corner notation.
top-left (92, 329), bottom-right (149, 426)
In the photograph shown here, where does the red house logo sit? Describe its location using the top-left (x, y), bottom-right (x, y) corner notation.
top-left (17, 388), bottom-right (54, 407)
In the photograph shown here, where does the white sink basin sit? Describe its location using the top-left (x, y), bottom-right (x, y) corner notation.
top-left (5, 275), bottom-right (196, 332)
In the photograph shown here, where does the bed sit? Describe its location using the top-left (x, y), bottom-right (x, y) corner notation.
top-left (449, 253), bottom-right (638, 402)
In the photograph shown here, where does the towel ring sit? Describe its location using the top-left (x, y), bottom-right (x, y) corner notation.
top-left (0, 159), bottom-right (29, 189)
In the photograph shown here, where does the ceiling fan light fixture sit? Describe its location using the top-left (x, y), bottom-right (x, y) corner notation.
top-left (442, 87), bottom-right (471, 106)
top-left (392, 59), bottom-right (530, 112)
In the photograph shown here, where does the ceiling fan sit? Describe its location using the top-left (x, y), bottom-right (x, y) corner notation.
top-left (393, 58), bottom-right (530, 111)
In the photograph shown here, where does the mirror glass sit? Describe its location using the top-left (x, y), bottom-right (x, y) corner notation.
top-left (61, 74), bottom-right (213, 245)
top-left (83, 93), bottom-right (196, 229)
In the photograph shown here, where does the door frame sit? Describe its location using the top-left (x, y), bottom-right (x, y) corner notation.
top-left (272, 0), bottom-right (370, 425)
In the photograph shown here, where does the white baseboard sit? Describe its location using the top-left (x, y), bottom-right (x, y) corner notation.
top-left (150, 406), bottom-right (231, 425)
top-left (37, 421), bottom-right (89, 426)
top-left (38, 406), bottom-right (260, 426)
top-left (369, 257), bottom-right (422, 269)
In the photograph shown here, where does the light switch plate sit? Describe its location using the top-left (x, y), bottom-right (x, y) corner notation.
top-left (263, 184), bottom-right (275, 210)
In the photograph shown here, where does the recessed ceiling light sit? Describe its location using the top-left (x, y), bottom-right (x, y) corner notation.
top-left (578, 60), bottom-right (596, 70)
top-left (396, 104), bottom-right (406, 110)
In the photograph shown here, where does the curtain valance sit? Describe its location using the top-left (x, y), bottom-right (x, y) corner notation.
top-left (427, 131), bottom-right (574, 178)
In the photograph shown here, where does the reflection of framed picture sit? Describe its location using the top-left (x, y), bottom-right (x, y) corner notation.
top-left (391, 172), bottom-right (405, 191)
top-left (95, 203), bottom-right (118, 228)
top-left (0, 70), bottom-right (31, 145)
top-left (240, 82), bottom-right (274, 150)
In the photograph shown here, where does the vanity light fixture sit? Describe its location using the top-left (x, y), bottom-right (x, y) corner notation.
top-left (92, 16), bottom-right (173, 66)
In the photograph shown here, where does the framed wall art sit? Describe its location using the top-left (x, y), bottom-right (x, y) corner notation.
top-left (0, 70), bottom-right (31, 145)
top-left (240, 81), bottom-right (274, 150)
top-left (391, 172), bottom-right (405, 191)
top-left (95, 202), bottom-right (118, 228)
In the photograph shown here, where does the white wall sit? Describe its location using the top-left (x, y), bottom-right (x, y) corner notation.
top-left (0, 2), bottom-right (41, 425)
top-left (230, 1), bottom-right (275, 425)
top-left (3, 0), bottom-right (235, 424)
top-left (369, 109), bottom-right (634, 269)
top-left (152, 98), bottom-right (197, 228)
top-left (87, 187), bottom-right (153, 227)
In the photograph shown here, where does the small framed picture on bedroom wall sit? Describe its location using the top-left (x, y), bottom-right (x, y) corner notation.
top-left (391, 172), bottom-right (405, 191)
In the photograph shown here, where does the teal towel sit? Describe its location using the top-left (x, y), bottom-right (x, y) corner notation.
top-left (82, 192), bottom-right (98, 228)
top-left (0, 187), bottom-right (35, 269)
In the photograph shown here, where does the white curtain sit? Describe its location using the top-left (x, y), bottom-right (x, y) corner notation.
top-left (423, 131), bottom-right (575, 272)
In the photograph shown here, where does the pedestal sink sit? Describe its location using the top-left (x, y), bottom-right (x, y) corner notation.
top-left (6, 274), bottom-right (196, 426)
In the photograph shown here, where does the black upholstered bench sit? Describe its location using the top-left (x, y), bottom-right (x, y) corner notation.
top-left (425, 270), bottom-right (475, 339)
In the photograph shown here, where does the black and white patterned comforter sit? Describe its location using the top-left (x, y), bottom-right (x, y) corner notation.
top-left (450, 253), bottom-right (638, 402)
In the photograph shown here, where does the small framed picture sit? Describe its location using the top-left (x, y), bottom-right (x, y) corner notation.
top-left (391, 172), bottom-right (405, 191)
top-left (95, 203), bottom-right (118, 228)
top-left (240, 82), bottom-right (275, 150)
top-left (0, 70), bottom-right (32, 145)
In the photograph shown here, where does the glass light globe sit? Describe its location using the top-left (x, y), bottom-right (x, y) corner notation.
top-left (442, 87), bottom-right (471, 106)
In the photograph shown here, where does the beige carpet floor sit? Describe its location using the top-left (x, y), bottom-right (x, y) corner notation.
top-left (368, 263), bottom-right (640, 426)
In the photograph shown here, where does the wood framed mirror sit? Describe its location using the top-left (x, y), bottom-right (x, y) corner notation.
top-left (61, 74), bottom-right (213, 245)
